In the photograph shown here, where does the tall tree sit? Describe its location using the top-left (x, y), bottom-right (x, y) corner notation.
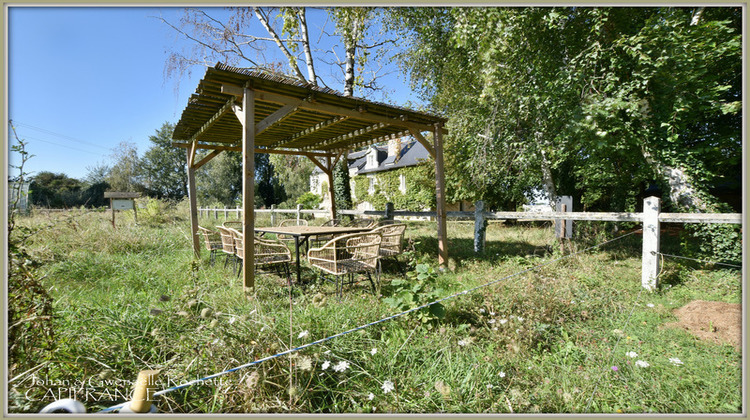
top-left (141, 122), bottom-right (188, 200)
top-left (392, 7), bottom-right (741, 213)
top-left (269, 154), bottom-right (316, 207)
top-left (106, 141), bottom-right (143, 193)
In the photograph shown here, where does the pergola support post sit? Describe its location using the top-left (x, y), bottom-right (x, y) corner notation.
top-left (434, 124), bottom-right (448, 267)
top-left (326, 155), bottom-right (337, 221)
top-left (187, 149), bottom-right (201, 259)
top-left (241, 86), bottom-right (256, 292)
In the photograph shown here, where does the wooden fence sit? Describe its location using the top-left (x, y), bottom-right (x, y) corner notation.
top-left (198, 196), bottom-right (742, 291)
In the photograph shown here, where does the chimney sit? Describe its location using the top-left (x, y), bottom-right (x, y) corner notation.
top-left (387, 137), bottom-right (402, 162)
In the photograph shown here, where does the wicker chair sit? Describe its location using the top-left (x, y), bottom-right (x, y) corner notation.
top-left (307, 232), bottom-right (382, 298)
top-left (312, 218), bottom-right (341, 246)
top-left (276, 218), bottom-right (308, 244)
top-left (230, 229), bottom-right (293, 283)
top-left (198, 226), bottom-right (223, 266)
top-left (372, 219), bottom-right (399, 228)
top-left (217, 226), bottom-right (239, 273)
top-left (370, 223), bottom-right (407, 275)
top-left (222, 220), bottom-right (242, 231)
top-left (345, 218), bottom-right (377, 228)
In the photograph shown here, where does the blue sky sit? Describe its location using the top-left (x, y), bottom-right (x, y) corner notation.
top-left (7, 6), bottom-right (421, 180)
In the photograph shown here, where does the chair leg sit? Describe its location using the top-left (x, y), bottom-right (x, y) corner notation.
top-left (236, 259), bottom-right (243, 278)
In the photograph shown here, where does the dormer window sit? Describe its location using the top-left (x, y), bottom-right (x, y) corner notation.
top-left (367, 152), bottom-right (376, 169)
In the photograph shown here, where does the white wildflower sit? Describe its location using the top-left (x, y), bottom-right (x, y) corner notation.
top-left (490, 312), bottom-right (496, 316)
top-left (517, 316), bottom-right (525, 322)
top-left (229, 316), bottom-right (236, 324)
top-left (371, 348), bottom-right (377, 356)
top-left (458, 339), bottom-right (468, 346)
top-left (489, 319), bottom-right (496, 324)
top-left (333, 360), bottom-right (350, 372)
top-left (486, 384), bottom-right (494, 389)
top-left (321, 360), bottom-right (330, 370)
top-left (626, 351), bottom-right (638, 358)
top-left (381, 380), bottom-right (395, 394)
top-left (298, 330), bottom-right (309, 339)
top-left (499, 371), bottom-right (506, 378)
top-left (646, 303), bottom-right (655, 308)
top-left (368, 392), bottom-right (375, 400)
top-left (480, 308), bottom-right (486, 313)
top-left (635, 360), bottom-right (650, 368)
top-left (669, 358), bottom-right (683, 366)
top-left (499, 319), bottom-right (508, 325)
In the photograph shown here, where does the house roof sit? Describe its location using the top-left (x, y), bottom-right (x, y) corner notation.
top-left (172, 63), bottom-right (446, 156)
top-left (312, 139), bottom-right (431, 175)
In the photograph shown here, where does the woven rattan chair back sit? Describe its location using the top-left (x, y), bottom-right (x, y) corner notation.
top-left (198, 226), bottom-right (221, 252)
top-left (307, 232), bottom-right (382, 276)
top-left (370, 223), bottom-right (406, 257)
top-left (217, 226), bottom-right (237, 256)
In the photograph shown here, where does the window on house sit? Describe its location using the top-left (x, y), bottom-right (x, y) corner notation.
top-left (399, 174), bottom-right (407, 194)
top-left (368, 176), bottom-right (375, 194)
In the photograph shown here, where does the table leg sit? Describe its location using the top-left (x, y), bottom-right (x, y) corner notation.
top-left (294, 236), bottom-right (301, 284)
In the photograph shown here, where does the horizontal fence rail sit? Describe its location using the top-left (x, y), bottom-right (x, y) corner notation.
top-left (198, 207), bottom-right (742, 224)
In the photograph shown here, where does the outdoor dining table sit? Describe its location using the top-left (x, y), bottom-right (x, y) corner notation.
top-left (253, 225), bottom-right (372, 284)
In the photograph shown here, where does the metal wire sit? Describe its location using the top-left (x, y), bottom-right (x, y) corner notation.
top-left (659, 252), bottom-right (742, 269)
top-left (98, 229), bottom-right (641, 413)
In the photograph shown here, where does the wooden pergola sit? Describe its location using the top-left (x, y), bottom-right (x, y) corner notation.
top-left (172, 63), bottom-right (448, 290)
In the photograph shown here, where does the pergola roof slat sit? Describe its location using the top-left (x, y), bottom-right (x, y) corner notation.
top-left (173, 63), bottom-right (445, 154)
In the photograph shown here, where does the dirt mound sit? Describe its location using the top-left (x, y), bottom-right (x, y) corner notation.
top-left (664, 300), bottom-right (742, 351)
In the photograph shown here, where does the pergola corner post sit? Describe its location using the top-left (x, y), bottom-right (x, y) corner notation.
top-left (434, 123), bottom-right (449, 267)
top-left (186, 149), bottom-right (201, 259)
top-left (240, 86), bottom-right (256, 292)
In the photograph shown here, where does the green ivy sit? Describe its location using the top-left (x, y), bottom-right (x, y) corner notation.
top-left (352, 164), bottom-right (435, 211)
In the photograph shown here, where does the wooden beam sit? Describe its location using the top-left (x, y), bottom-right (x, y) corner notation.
top-left (270, 115), bottom-right (349, 148)
top-left (326, 155), bottom-right (337, 221)
top-left (304, 154), bottom-right (331, 174)
top-left (188, 140), bottom-right (199, 168)
top-left (173, 142), bottom-right (336, 158)
top-left (434, 124), bottom-right (448, 267)
top-left (189, 99), bottom-right (235, 143)
top-left (301, 122), bottom-right (387, 151)
top-left (406, 125), bottom-right (436, 159)
top-left (222, 83), bottom-right (436, 131)
top-left (241, 86), bottom-right (256, 292)
top-left (193, 150), bottom-right (221, 170)
top-left (186, 149), bottom-right (201, 259)
top-left (255, 100), bottom-right (303, 136)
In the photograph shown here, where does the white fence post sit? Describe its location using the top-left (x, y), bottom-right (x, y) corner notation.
top-left (641, 196), bottom-right (661, 291)
top-left (474, 200), bottom-right (486, 254)
top-left (297, 204), bottom-right (302, 224)
top-left (555, 195), bottom-right (573, 238)
top-left (224, 206), bottom-right (228, 219)
top-left (271, 204), bottom-right (276, 227)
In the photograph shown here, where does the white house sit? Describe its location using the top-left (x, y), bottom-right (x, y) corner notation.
top-left (311, 137), bottom-right (474, 214)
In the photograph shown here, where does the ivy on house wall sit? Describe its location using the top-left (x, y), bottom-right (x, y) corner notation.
top-left (352, 164), bottom-right (435, 211)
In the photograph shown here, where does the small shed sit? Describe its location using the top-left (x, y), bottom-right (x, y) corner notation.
top-left (172, 63), bottom-right (449, 290)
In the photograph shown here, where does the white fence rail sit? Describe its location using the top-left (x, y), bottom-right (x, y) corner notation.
top-left (199, 196), bottom-right (742, 291)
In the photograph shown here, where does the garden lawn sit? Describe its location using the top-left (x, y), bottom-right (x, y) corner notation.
top-left (8, 207), bottom-right (742, 413)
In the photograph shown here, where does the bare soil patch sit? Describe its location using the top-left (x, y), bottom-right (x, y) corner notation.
top-left (664, 300), bottom-right (742, 351)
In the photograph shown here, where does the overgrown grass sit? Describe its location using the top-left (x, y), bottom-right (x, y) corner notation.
top-left (8, 206), bottom-right (742, 413)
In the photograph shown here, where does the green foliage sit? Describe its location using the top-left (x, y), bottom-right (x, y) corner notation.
top-left (269, 154), bottom-right (316, 207)
top-left (383, 263), bottom-right (446, 325)
top-left (7, 138), bottom-right (56, 384)
top-left (681, 224), bottom-right (742, 265)
top-left (296, 192), bottom-right (322, 209)
top-left (332, 158), bottom-right (352, 210)
top-left (352, 165), bottom-right (435, 211)
top-left (107, 141), bottom-right (143, 193)
top-left (391, 7), bottom-right (741, 212)
top-left (140, 122), bottom-right (188, 200)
